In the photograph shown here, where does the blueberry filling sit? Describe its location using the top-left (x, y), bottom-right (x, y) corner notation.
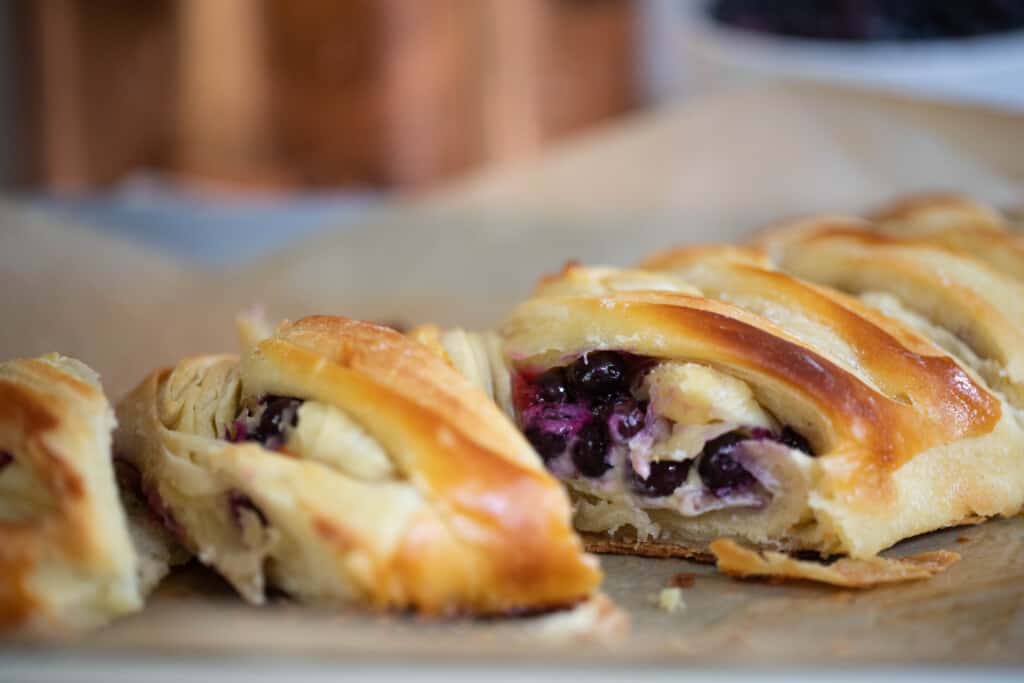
top-left (696, 432), bottom-right (755, 493)
top-left (255, 396), bottom-right (302, 445)
top-left (231, 395), bottom-right (303, 450)
top-left (777, 426), bottom-right (812, 455)
top-left (605, 399), bottom-right (647, 439)
top-left (572, 421), bottom-right (612, 477)
top-left (228, 490), bottom-right (269, 528)
top-left (631, 458), bottom-right (692, 497)
top-left (568, 351), bottom-right (628, 396)
top-left (533, 367), bottom-right (574, 403)
top-left (0, 450), bottom-right (12, 471)
top-left (517, 352), bottom-right (649, 476)
top-left (517, 351), bottom-right (817, 509)
top-left (228, 421), bottom-right (249, 443)
top-left (524, 426), bottom-right (567, 463)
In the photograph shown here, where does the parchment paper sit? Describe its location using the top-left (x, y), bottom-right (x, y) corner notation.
top-left (2, 82), bottom-right (1023, 670)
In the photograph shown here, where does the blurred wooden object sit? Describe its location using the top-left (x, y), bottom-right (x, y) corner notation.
top-left (543, 0), bottom-right (637, 140)
top-left (267, 0), bottom-right (638, 188)
top-left (176, 0), bottom-right (281, 186)
top-left (476, 0), bottom-right (547, 165)
top-left (23, 0), bottom-right (178, 191)
top-left (19, 0), bottom-right (637, 191)
top-left (266, 0), bottom-right (483, 188)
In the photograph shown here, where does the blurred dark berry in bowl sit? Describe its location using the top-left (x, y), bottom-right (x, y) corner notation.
top-left (710, 0), bottom-right (1024, 42)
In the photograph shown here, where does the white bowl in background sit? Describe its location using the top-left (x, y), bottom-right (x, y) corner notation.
top-left (646, 1), bottom-right (1024, 111)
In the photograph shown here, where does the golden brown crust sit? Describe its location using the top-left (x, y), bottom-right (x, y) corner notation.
top-left (710, 538), bottom-right (959, 588)
top-left (638, 245), bottom-right (1000, 447)
top-left (405, 324), bottom-right (452, 364)
top-left (759, 219), bottom-right (1024, 409)
top-left (871, 192), bottom-right (1007, 232)
top-left (869, 193), bottom-right (1024, 282)
top-left (116, 316), bottom-right (600, 615)
top-left (638, 244), bottom-right (772, 271)
top-left (0, 355), bottom-right (141, 632)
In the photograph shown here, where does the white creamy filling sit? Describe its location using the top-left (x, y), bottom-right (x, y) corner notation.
top-left (627, 420), bottom-right (731, 480)
top-left (235, 398), bottom-right (396, 481)
top-left (646, 362), bottom-right (776, 428)
top-left (286, 402), bottom-right (396, 481)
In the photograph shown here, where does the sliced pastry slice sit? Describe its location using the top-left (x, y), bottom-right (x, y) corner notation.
top-left (486, 263), bottom-right (1024, 577)
top-left (0, 354), bottom-right (170, 633)
top-left (756, 214), bottom-right (1024, 412)
top-left (114, 315), bottom-right (601, 614)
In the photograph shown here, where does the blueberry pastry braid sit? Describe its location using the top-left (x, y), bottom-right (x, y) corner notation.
top-left (756, 209), bottom-right (1024, 413)
top-left (0, 355), bottom-right (168, 633)
top-left (113, 316), bottom-right (600, 614)
top-left (494, 264), bottom-right (1022, 580)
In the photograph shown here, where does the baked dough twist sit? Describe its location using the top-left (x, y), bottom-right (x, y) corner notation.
top-left (114, 315), bottom-right (600, 614)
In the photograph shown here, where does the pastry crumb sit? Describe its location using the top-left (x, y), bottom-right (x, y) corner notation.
top-left (535, 594), bottom-right (630, 641)
top-left (651, 587), bottom-right (687, 613)
top-left (710, 538), bottom-right (959, 587)
top-left (956, 535), bottom-right (970, 544)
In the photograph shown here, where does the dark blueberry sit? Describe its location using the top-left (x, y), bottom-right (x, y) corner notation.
top-left (533, 367), bottom-right (573, 403)
top-left (710, 0), bottom-right (1024, 42)
top-left (633, 459), bottom-right (691, 497)
top-left (572, 421), bottom-right (611, 477)
top-left (0, 450), bottom-right (12, 470)
top-left (610, 400), bottom-right (646, 439)
top-left (591, 392), bottom-right (629, 416)
top-left (524, 426), bottom-right (568, 462)
top-left (252, 395), bottom-right (303, 448)
top-left (777, 426), bottom-right (813, 455)
top-left (589, 388), bottom-right (633, 413)
top-left (568, 352), bottom-right (627, 397)
top-left (228, 490), bottom-right (268, 528)
top-left (697, 431), bottom-right (754, 492)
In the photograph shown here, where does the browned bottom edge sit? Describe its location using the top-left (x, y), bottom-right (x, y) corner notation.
top-left (582, 533), bottom-right (715, 563)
